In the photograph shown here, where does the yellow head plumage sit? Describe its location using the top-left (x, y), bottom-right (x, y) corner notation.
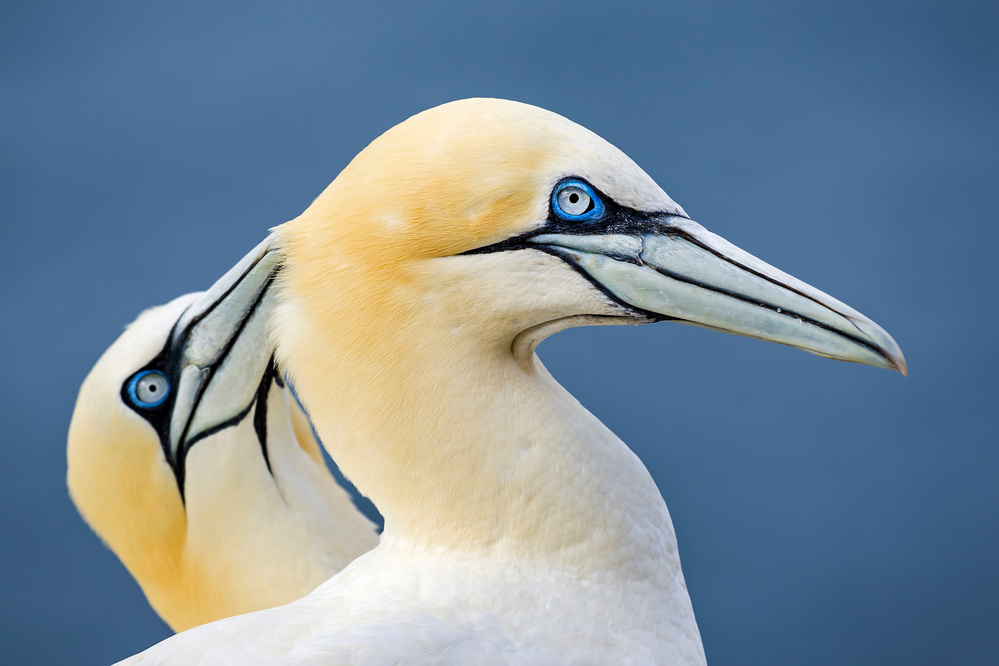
top-left (68, 293), bottom-right (377, 631)
top-left (68, 296), bottom-right (192, 624)
top-left (270, 98), bottom-right (903, 552)
top-left (282, 98), bottom-right (681, 262)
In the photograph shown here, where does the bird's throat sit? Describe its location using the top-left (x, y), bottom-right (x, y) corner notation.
top-left (274, 287), bottom-right (679, 580)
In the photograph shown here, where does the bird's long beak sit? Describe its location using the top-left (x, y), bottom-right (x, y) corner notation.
top-left (529, 216), bottom-right (906, 374)
top-left (164, 237), bottom-right (284, 471)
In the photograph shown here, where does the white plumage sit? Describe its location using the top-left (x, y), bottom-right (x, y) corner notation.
top-left (117, 99), bottom-right (904, 664)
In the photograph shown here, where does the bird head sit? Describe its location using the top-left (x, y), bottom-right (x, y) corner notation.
top-left (84, 99), bottom-right (904, 554)
top-left (270, 98), bottom-right (904, 379)
top-left (66, 243), bottom-right (284, 620)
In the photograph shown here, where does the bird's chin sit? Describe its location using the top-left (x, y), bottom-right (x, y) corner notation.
top-left (511, 313), bottom-right (653, 371)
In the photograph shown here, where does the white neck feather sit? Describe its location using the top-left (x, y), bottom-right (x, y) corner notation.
top-left (276, 284), bottom-right (681, 586)
top-left (177, 381), bottom-right (377, 625)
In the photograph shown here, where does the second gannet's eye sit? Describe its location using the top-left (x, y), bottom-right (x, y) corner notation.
top-left (127, 370), bottom-right (171, 409)
top-left (552, 179), bottom-right (603, 222)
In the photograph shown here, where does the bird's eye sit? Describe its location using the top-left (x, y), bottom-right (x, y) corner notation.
top-left (552, 180), bottom-right (602, 221)
top-left (558, 186), bottom-right (591, 215)
top-left (127, 370), bottom-right (170, 408)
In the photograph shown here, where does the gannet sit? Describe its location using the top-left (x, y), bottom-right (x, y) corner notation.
top-left (121, 98), bottom-right (905, 664)
top-left (68, 248), bottom-right (378, 632)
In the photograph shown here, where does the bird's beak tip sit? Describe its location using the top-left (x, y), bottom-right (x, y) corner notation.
top-left (848, 316), bottom-right (907, 377)
top-left (878, 351), bottom-right (907, 377)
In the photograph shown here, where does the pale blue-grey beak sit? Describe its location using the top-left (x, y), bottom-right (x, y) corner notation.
top-left (530, 216), bottom-right (906, 375)
top-left (165, 237), bottom-right (283, 467)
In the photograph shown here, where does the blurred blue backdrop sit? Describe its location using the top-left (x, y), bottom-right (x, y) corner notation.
top-left (2, 1), bottom-right (996, 663)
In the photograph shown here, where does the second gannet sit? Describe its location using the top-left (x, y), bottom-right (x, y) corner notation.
top-left (68, 247), bottom-right (378, 631)
top-left (121, 98), bottom-right (905, 663)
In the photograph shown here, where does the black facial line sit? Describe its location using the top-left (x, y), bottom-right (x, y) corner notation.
top-left (463, 177), bottom-right (689, 256)
top-left (182, 402), bottom-right (256, 453)
top-left (252, 355), bottom-right (280, 476)
top-left (531, 245), bottom-right (674, 323)
top-left (664, 228), bottom-right (872, 340)
top-left (120, 338), bottom-right (178, 476)
top-left (172, 267), bottom-right (281, 498)
top-left (456, 179), bottom-right (886, 361)
top-left (181, 355), bottom-right (282, 479)
top-left (120, 266), bottom-right (282, 501)
top-left (643, 262), bottom-right (890, 360)
top-left (172, 249), bottom-right (275, 340)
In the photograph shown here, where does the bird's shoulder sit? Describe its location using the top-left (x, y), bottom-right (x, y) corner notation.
top-left (118, 543), bottom-right (702, 665)
top-left (117, 607), bottom-right (519, 665)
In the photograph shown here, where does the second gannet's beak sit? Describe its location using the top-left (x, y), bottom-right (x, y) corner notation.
top-left (125, 237), bottom-right (284, 494)
top-left (528, 216), bottom-right (906, 375)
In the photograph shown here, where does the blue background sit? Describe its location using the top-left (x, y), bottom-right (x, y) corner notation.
top-left (2, 1), bottom-right (996, 663)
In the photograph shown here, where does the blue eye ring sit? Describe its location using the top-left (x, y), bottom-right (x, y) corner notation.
top-left (551, 179), bottom-right (604, 222)
top-left (127, 370), bottom-right (171, 409)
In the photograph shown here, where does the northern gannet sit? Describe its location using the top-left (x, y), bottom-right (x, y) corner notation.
top-left (68, 248), bottom-right (378, 631)
top-left (121, 98), bottom-right (905, 664)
